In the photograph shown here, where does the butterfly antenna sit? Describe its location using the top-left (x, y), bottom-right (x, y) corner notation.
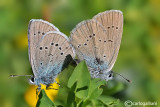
top-left (9, 75), bottom-right (32, 77)
top-left (114, 72), bottom-right (131, 83)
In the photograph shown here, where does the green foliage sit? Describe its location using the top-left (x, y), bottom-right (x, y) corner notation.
top-left (67, 60), bottom-right (90, 99)
top-left (37, 61), bottom-right (119, 107)
top-left (1, 0), bottom-right (160, 106)
top-left (37, 90), bottom-right (55, 107)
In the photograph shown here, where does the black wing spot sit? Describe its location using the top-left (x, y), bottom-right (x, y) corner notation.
top-left (40, 47), bottom-right (43, 50)
top-left (48, 54), bottom-right (53, 56)
top-left (87, 39), bottom-right (89, 41)
top-left (59, 47), bottom-right (61, 50)
top-left (38, 31), bottom-right (40, 34)
top-left (108, 40), bottom-right (113, 42)
top-left (108, 73), bottom-right (112, 78)
top-left (104, 41), bottom-right (106, 43)
top-left (66, 47), bottom-right (68, 49)
top-left (84, 43), bottom-right (87, 45)
top-left (108, 27), bottom-right (110, 29)
top-left (60, 53), bottom-right (63, 55)
top-left (89, 35), bottom-right (92, 38)
top-left (116, 27), bottom-right (118, 29)
top-left (104, 56), bottom-right (106, 57)
top-left (51, 43), bottom-right (54, 45)
top-left (34, 33), bottom-right (36, 35)
top-left (55, 44), bottom-right (58, 46)
top-left (40, 63), bottom-right (42, 65)
top-left (42, 32), bottom-right (45, 35)
top-left (112, 26), bottom-right (114, 28)
top-left (99, 40), bottom-right (101, 42)
top-left (78, 44), bottom-right (81, 48)
top-left (45, 47), bottom-right (48, 49)
top-left (93, 34), bottom-right (95, 36)
top-left (95, 57), bottom-right (104, 65)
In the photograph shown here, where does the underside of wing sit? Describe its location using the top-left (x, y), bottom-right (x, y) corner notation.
top-left (32, 31), bottom-right (75, 77)
top-left (93, 10), bottom-right (123, 70)
top-left (70, 20), bottom-right (114, 71)
top-left (28, 19), bottom-right (60, 76)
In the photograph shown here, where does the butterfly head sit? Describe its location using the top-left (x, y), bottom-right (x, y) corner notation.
top-left (104, 70), bottom-right (114, 81)
top-left (90, 68), bottom-right (114, 81)
top-left (97, 70), bottom-right (114, 81)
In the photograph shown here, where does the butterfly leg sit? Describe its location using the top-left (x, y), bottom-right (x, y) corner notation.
top-left (36, 85), bottom-right (41, 99)
top-left (46, 84), bottom-right (58, 90)
top-left (55, 81), bottom-right (63, 88)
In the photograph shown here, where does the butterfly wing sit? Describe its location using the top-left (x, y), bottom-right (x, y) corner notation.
top-left (28, 19), bottom-right (60, 76)
top-left (93, 10), bottom-right (123, 71)
top-left (70, 20), bottom-right (112, 71)
top-left (33, 31), bottom-right (75, 79)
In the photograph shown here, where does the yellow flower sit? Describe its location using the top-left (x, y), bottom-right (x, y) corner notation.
top-left (24, 78), bottom-right (59, 107)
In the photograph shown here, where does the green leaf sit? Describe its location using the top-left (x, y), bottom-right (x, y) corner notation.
top-left (97, 95), bottom-right (119, 106)
top-left (83, 96), bottom-right (119, 107)
top-left (82, 79), bottom-right (106, 107)
top-left (58, 65), bottom-right (75, 86)
top-left (103, 81), bottom-right (125, 95)
top-left (54, 65), bottom-right (75, 106)
top-left (67, 82), bottom-right (77, 107)
top-left (88, 78), bottom-right (106, 99)
top-left (36, 89), bottom-right (55, 107)
top-left (67, 61), bottom-right (91, 99)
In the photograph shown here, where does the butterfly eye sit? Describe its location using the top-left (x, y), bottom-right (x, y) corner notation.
top-left (31, 77), bottom-right (34, 82)
top-left (29, 77), bottom-right (35, 84)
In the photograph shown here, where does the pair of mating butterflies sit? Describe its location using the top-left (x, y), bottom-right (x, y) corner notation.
top-left (27, 10), bottom-right (123, 91)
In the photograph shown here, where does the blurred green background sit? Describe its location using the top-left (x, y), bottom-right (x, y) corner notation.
top-left (0, 0), bottom-right (160, 107)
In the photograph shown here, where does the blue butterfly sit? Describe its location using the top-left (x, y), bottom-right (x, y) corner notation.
top-left (10, 19), bottom-right (75, 92)
top-left (70, 10), bottom-right (123, 81)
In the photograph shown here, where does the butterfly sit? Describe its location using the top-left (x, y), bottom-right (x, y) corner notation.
top-left (70, 10), bottom-right (123, 81)
top-left (27, 19), bottom-right (75, 92)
